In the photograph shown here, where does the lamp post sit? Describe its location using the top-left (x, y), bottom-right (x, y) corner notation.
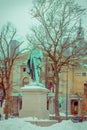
top-left (66, 66), bottom-right (68, 118)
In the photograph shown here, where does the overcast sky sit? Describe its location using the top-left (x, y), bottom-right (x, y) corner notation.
top-left (0, 0), bottom-right (87, 37)
top-left (0, 0), bottom-right (33, 37)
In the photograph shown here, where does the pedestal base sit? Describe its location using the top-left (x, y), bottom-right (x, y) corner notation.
top-left (19, 84), bottom-right (49, 119)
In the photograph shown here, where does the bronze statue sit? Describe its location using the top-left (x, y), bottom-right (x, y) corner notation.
top-left (27, 49), bottom-right (43, 84)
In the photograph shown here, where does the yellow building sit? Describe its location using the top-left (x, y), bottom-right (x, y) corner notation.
top-left (9, 52), bottom-right (29, 116)
top-left (10, 52), bottom-right (87, 117)
top-left (40, 56), bottom-right (87, 117)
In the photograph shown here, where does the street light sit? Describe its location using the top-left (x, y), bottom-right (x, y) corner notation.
top-left (66, 66), bottom-right (68, 118)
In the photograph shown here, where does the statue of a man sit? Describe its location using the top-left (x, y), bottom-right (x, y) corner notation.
top-left (27, 49), bottom-right (43, 84)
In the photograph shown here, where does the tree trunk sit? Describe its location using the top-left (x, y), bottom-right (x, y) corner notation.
top-left (5, 97), bottom-right (9, 119)
top-left (5, 77), bottom-right (12, 119)
top-left (54, 66), bottom-right (60, 119)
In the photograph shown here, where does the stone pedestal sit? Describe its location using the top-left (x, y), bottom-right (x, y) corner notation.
top-left (19, 84), bottom-right (49, 119)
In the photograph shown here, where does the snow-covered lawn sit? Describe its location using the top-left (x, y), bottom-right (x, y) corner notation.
top-left (0, 117), bottom-right (87, 130)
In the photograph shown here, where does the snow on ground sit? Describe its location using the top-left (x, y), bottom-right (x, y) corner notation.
top-left (0, 117), bottom-right (87, 130)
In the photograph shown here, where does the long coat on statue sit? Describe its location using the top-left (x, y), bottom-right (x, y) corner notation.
top-left (27, 49), bottom-right (43, 83)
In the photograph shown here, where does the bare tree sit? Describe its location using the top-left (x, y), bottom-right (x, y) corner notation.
top-left (27, 0), bottom-right (87, 117)
top-left (0, 22), bottom-right (27, 119)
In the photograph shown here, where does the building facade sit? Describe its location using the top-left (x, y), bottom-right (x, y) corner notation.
top-left (1, 51), bottom-right (87, 117)
top-left (44, 57), bottom-right (87, 116)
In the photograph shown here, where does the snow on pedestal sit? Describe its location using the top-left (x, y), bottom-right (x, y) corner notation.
top-left (19, 84), bottom-right (49, 119)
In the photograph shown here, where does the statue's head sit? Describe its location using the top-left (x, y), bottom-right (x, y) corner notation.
top-left (31, 49), bottom-right (43, 59)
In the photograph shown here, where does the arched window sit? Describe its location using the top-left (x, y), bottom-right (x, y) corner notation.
top-left (22, 77), bottom-right (29, 86)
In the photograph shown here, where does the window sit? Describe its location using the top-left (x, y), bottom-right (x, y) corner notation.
top-left (71, 100), bottom-right (78, 114)
top-left (82, 72), bottom-right (86, 76)
top-left (75, 72), bottom-right (87, 76)
top-left (46, 80), bottom-right (54, 92)
top-left (22, 77), bottom-right (29, 86)
top-left (23, 67), bottom-right (26, 72)
top-left (84, 83), bottom-right (87, 96)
